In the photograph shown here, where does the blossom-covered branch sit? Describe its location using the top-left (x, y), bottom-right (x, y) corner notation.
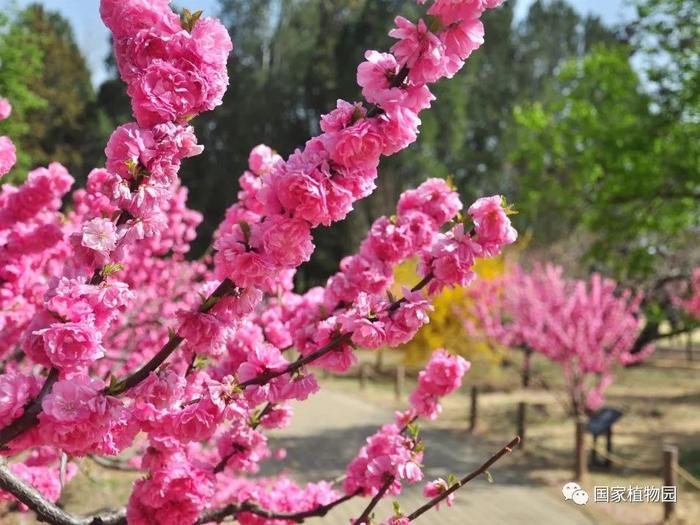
top-left (0, 1), bottom-right (520, 523)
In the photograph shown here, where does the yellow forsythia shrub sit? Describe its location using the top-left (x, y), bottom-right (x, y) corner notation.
top-left (391, 256), bottom-right (508, 367)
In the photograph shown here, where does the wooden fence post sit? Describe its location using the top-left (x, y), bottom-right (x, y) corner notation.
top-left (663, 445), bottom-right (678, 522)
top-left (575, 417), bottom-right (587, 482)
top-left (469, 386), bottom-right (478, 433)
top-left (394, 365), bottom-right (405, 401)
top-left (359, 363), bottom-right (370, 391)
top-left (517, 402), bottom-right (527, 448)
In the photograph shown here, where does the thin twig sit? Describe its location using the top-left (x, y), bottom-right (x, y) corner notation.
top-left (105, 278), bottom-right (237, 395)
top-left (406, 436), bottom-right (521, 521)
top-left (88, 455), bottom-right (139, 473)
top-left (239, 332), bottom-right (353, 388)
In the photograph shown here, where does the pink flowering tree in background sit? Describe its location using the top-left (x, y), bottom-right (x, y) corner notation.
top-left (676, 268), bottom-right (700, 320)
top-left (467, 264), bottom-right (654, 416)
top-left (0, 1), bottom-right (523, 524)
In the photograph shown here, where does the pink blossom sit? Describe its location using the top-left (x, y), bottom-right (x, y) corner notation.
top-left (104, 123), bottom-right (153, 180)
top-left (190, 16), bottom-right (234, 68)
top-left (329, 119), bottom-right (384, 169)
top-left (270, 373), bottom-right (320, 402)
top-left (248, 144), bottom-right (281, 176)
top-left (178, 311), bottom-right (227, 357)
top-left (423, 478), bottom-right (454, 508)
top-left (100, 0), bottom-right (180, 39)
top-left (40, 375), bottom-right (132, 455)
top-left (357, 51), bottom-right (405, 105)
top-left (389, 17), bottom-right (447, 84)
top-left (441, 19), bottom-right (485, 77)
top-left (237, 343), bottom-right (288, 383)
top-left (162, 393), bottom-right (225, 442)
top-left (0, 97), bottom-right (11, 120)
top-left (384, 517), bottom-right (410, 525)
top-left (397, 178), bottom-right (462, 225)
top-left (377, 104), bottom-right (421, 155)
top-left (127, 451), bottom-right (214, 525)
top-left (128, 61), bottom-right (206, 127)
top-left (260, 216), bottom-right (314, 268)
top-left (216, 422), bottom-right (271, 473)
top-left (409, 349), bottom-right (470, 420)
top-left (416, 349), bottom-right (470, 397)
top-left (427, 0), bottom-right (488, 25)
top-left (0, 136), bottom-right (17, 177)
top-left (81, 218), bottom-right (117, 253)
top-left (0, 373), bottom-right (41, 427)
top-left (468, 195), bottom-right (517, 256)
top-left (38, 322), bottom-right (104, 369)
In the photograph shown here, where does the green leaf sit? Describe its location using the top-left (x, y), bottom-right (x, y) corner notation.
top-left (426, 15), bottom-right (442, 33)
top-left (392, 501), bottom-right (402, 516)
top-left (180, 8), bottom-right (203, 33)
top-left (238, 220), bottom-right (251, 244)
top-left (102, 263), bottom-right (124, 277)
top-left (484, 470), bottom-right (494, 483)
top-left (193, 355), bottom-right (209, 370)
top-left (447, 474), bottom-right (458, 487)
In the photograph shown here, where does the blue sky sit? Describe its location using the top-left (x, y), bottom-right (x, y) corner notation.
top-left (2, 0), bottom-right (634, 87)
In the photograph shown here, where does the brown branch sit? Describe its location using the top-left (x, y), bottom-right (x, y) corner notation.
top-left (105, 278), bottom-right (237, 395)
top-left (353, 475), bottom-right (394, 525)
top-left (89, 455), bottom-right (138, 473)
top-left (239, 272), bottom-right (433, 386)
top-left (406, 436), bottom-right (521, 521)
top-left (0, 368), bottom-right (59, 448)
top-left (366, 65), bottom-right (410, 118)
top-left (0, 460), bottom-right (126, 525)
top-left (195, 490), bottom-right (360, 524)
top-left (238, 332), bottom-right (353, 388)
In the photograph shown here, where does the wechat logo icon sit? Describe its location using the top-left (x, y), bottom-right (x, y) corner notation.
top-left (562, 482), bottom-right (589, 505)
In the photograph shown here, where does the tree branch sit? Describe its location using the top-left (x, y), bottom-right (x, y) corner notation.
top-left (406, 436), bottom-right (521, 521)
top-left (105, 278), bottom-right (237, 395)
top-left (195, 490), bottom-right (360, 524)
top-left (353, 476), bottom-right (394, 525)
top-left (238, 332), bottom-right (353, 388)
top-left (0, 368), bottom-right (59, 448)
top-left (0, 460), bottom-right (126, 525)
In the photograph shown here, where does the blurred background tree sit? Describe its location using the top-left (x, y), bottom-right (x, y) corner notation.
top-left (0, 7), bottom-right (46, 180)
top-left (0, 4), bottom-right (106, 182)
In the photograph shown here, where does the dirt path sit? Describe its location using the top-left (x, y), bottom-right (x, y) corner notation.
top-left (264, 389), bottom-right (597, 524)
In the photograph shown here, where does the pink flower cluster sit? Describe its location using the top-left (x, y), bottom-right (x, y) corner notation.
top-left (345, 349), bottom-right (470, 512)
top-left (409, 349), bottom-right (470, 419)
top-left (0, 97), bottom-right (15, 177)
top-left (127, 440), bottom-right (215, 525)
top-left (101, 0), bottom-right (232, 127)
top-left (678, 268), bottom-right (700, 319)
top-left (0, 136), bottom-right (15, 178)
top-left (1, 163), bottom-right (74, 360)
top-left (345, 421), bottom-right (424, 497)
top-left (421, 196), bottom-right (517, 293)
